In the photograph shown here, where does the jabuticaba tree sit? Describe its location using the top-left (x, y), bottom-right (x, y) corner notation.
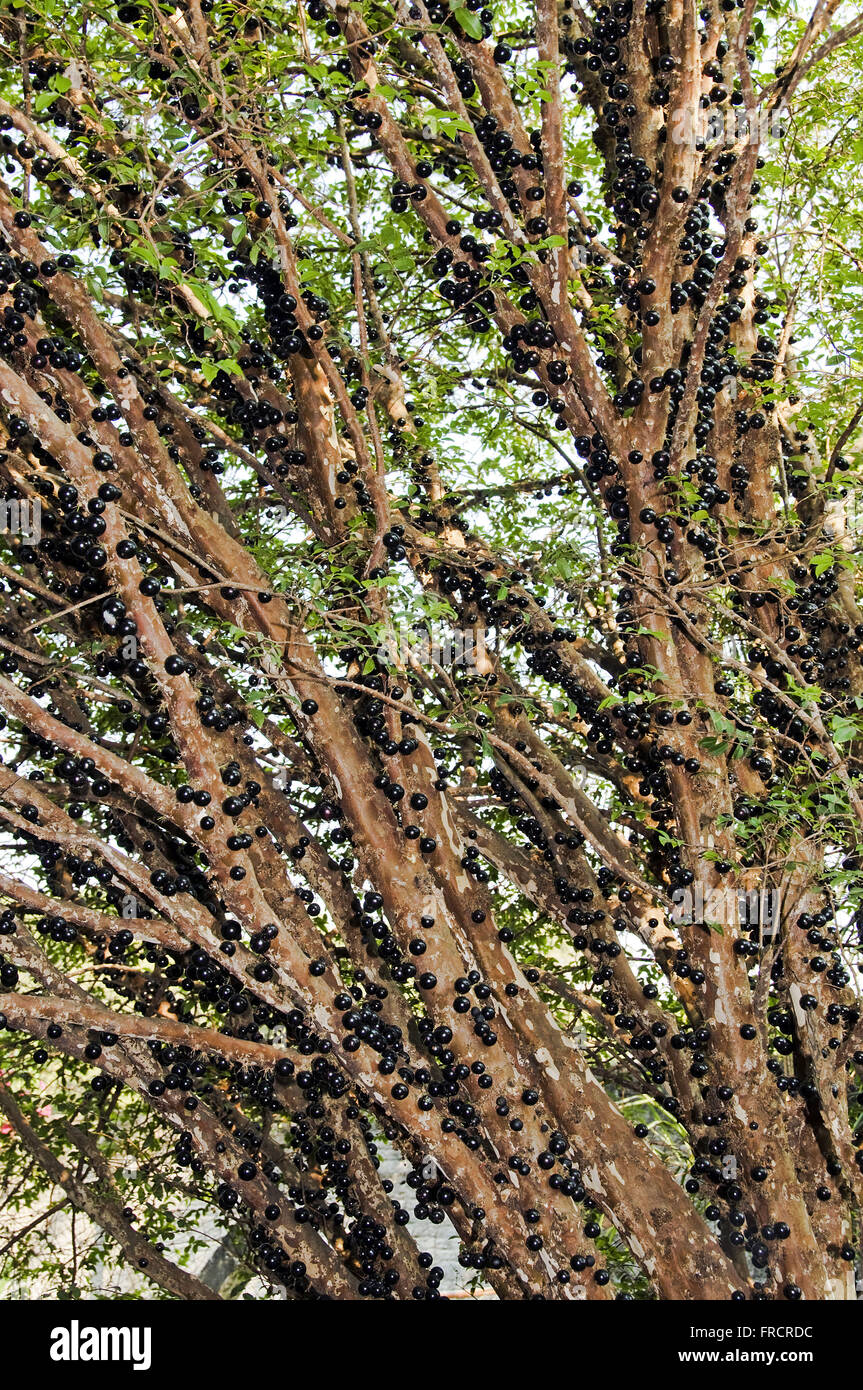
top-left (0, 0), bottom-right (860, 1303)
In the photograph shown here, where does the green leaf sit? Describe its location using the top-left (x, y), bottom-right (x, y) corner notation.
top-left (830, 714), bottom-right (860, 744)
top-left (811, 550), bottom-right (835, 577)
top-left (453, 7), bottom-right (484, 38)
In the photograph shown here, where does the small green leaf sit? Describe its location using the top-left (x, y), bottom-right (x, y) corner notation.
top-left (454, 7), bottom-right (484, 39)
